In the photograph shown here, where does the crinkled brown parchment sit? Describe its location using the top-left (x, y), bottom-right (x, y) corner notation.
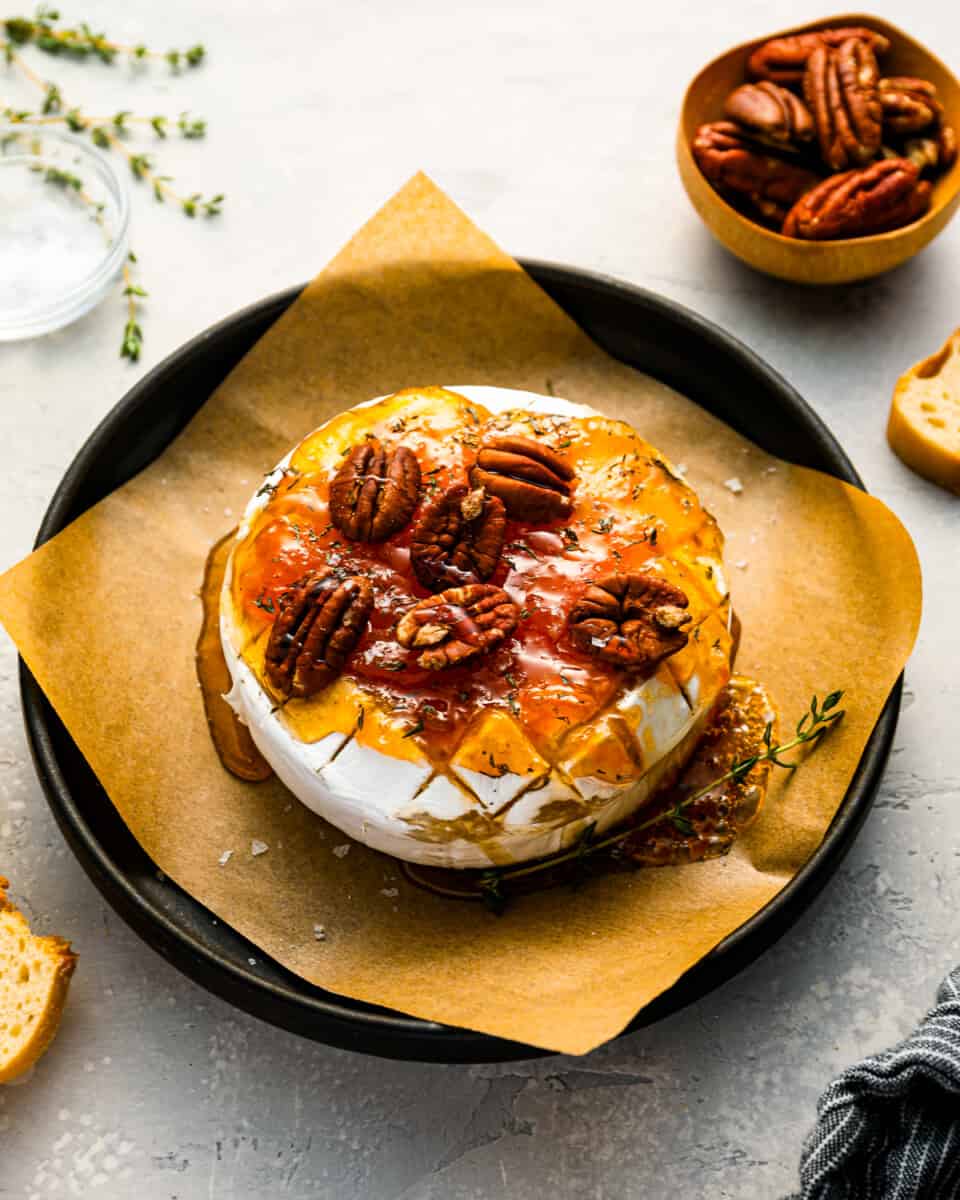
top-left (0, 174), bottom-right (921, 1054)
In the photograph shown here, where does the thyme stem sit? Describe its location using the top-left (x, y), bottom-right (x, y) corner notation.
top-left (3, 108), bottom-right (204, 135)
top-left (120, 255), bottom-right (145, 362)
top-left (2, 9), bottom-right (205, 66)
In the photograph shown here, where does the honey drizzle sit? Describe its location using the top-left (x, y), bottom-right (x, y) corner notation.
top-left (197, 531), bottom-right (274, 782)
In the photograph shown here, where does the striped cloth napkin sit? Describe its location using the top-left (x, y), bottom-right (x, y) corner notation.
top-left (790, 967), bottom-right (960, 1198)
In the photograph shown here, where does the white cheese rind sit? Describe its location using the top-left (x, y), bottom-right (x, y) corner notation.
top-left (220, 386), bottom-right (723, 868)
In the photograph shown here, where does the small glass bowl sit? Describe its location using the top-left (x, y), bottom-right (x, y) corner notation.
top-left (0, 125), bottom-right (130, 340)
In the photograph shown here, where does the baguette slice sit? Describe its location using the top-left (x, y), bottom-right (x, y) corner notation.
top-left (887, 329), bottom-right (960, 495)
top-left (0, 877), bottom-right (77, 1084)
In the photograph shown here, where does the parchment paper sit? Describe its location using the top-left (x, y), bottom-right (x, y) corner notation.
top-left (0, 174), bottom-right (921, 1055)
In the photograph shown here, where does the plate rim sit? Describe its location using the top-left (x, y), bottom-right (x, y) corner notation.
top-left (20, 260), bottom-right (899, 1061)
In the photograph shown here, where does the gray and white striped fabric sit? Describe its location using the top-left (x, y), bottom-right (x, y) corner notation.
top-left (790, 967), bottom-right (960, 1199)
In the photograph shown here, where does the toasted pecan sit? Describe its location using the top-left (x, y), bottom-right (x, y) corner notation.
top-left (396, 584), bottom-right (518, 670)
top-left (470, 435), bottom-right (574, 521)
top-left (782, 157), bottom-right (931, 239)
top-left (692, 121), bottom-right (822, 226)
top-left (265, 570), bottom-right (373, 697)
top-left (747, 27), bottom-right (889, 85)
top-left (329, 440), bottom-right (420, 542)
top-left (803, 39), bottom-right (882, 171)
top-left (569, 573), bottom-right (691, 672)
top-left (724, 81), bottom-right (815, 146)
top-left (410, 484), bottom-right (506, 592)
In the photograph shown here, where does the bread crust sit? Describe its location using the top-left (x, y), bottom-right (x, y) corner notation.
top-left (0, 877), bottom-right (77, 1084)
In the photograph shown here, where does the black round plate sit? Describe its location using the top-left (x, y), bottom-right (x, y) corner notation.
top-left (21, 262), bottom-right (900, 1062)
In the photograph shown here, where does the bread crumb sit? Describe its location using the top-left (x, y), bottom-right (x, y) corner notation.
top-left (313, 924), bottom-right (326, 941)
top-left (332, 844), bottom-right (351, 859)
top-left (251, 840), bottom-right (269, 857)
top-left (218, 850), bottom-right (233, 867)
top-left (723, 477), bottom-right (744, 495)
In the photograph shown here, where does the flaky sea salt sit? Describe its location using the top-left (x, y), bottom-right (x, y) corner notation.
top-left (332, 844), bottom-right (351, 859)
top-left (251, 840), bottom-right (269, 857)
top-left (723, 477), bottom-right (744, 495)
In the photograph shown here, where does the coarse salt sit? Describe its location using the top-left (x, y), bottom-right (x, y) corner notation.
top-left (380, 887), bottom-right (399, 898)
top-left (332, 844), bottom-right (351, 859)
top-left (723, 477), bottom-right (744, 495)
top-left (251, 839), bottom-right (269, 857)
top-left (218, 850), bottom-right (233, 867)
top-left (313, 924), bottom-right (327, 941)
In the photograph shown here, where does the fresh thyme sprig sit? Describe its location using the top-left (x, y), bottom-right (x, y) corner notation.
top-left (478, 690), bottom-right (845, 914)
top-left (3, 53), bottom-right (221, 218)
top-left (3, 6), bottom-right (204, 67)
top-left (120, 252), bottom-right (145, 362)
top-left (1, 10), bottom-right (223, 360)
top-left (2, 103), bottom-right (207, 142)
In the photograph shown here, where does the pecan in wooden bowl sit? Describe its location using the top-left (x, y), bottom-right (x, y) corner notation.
top-left (677, 15), bottom-right (960, 282)
top-left (218, 386), bottom-right (735, 870)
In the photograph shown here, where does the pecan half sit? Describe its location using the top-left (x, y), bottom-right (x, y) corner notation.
top-left (782, 157), bottom-right (931, 239)
top-left (569, 573), bottom-right (691, 672)
top-left (747, 27), bottom-right (889, 85)
top-left (409, 484), bottom-right (506, 592)
top-left (470, 435), bottom-right (574, 521)
top-left (396, 584), bottom-right (518, 670)
top-left (724, 81), bottom-right (814, 146)
top-left (898, 126), bottom-right (956, 173)
top-left (265, 570), bottom-right (374, 698)
top-left (879, 77), bottom-right (943, 135)
top-left (329, 440), bottom-right (421, 542)
top-left (938, 125), bottom-right (958, 170)
top-left (804, 39), bottom-right (882, 171)
top-left (692, 122), bottom-right (821, 226)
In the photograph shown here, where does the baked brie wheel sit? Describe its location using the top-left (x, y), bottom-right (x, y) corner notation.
top-left (220, 386), bottom-right (733, 868)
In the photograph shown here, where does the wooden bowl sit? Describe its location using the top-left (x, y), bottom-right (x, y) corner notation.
top-left (677, 14), bottom-right (960, 284)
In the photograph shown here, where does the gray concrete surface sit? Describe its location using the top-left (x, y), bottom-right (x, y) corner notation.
top-left (1, 1), bottom-right (958, 1195)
